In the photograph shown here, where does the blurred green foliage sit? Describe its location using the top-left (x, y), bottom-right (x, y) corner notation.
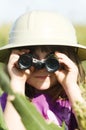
top-left (75, 25), bottom-right (86, 45)
top-left (74, 84), bottom-right (86, 130)
top-left (0, 24), bottom-right (11, 47)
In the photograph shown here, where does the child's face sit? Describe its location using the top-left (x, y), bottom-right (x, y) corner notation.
top-left (26, 47), bottom-right (58, 90)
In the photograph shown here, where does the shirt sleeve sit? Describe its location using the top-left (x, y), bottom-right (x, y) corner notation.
top-left (0, 92), bottom-right (8, 111)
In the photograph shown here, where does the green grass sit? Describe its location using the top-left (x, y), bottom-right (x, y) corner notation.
top-left (0, 23), bottom-right (11, 47)
top-left (75, 25), bottom-right (86, 45)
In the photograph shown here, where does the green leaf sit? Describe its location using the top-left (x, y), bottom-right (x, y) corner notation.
top-left (0, 63), bottom-right (13, 95)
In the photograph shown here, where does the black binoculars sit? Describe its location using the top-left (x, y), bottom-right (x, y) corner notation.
top-left (18, 53), bottom-right (60, 72)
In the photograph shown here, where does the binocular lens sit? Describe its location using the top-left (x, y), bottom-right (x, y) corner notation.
top-left (45, 57), bottom-right (59, 72)
top-left (18, 54), bottom-right (32, 69)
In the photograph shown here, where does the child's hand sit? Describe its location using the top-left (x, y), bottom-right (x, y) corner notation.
top-left (54, 52), bottom-right (84, 106)
top-left (7, 49), bottom-right (33, 95)
top-left (55, 51), bottom-right (78, 89)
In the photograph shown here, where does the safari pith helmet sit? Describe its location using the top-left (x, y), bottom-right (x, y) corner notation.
top-left (0, 10), bottom-right (86, 62)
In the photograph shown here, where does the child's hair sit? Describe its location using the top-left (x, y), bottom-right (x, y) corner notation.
top-left (25, 45), bottom-right (85, 101)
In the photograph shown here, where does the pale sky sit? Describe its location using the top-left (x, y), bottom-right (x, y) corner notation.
top-left (0, 0), bottom-right (86, 24)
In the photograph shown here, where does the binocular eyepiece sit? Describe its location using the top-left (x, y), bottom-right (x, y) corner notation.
top-left (18, 53), bottom-right (59, 72)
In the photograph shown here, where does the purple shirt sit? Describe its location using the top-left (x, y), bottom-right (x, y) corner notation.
top-left (0, 93), bottom-right (78, 130)
top-left (32, 94), bottom-right (78, 130)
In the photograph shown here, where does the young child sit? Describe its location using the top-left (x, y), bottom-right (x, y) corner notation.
top-left (0, 11), bottom-right (86, 130)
